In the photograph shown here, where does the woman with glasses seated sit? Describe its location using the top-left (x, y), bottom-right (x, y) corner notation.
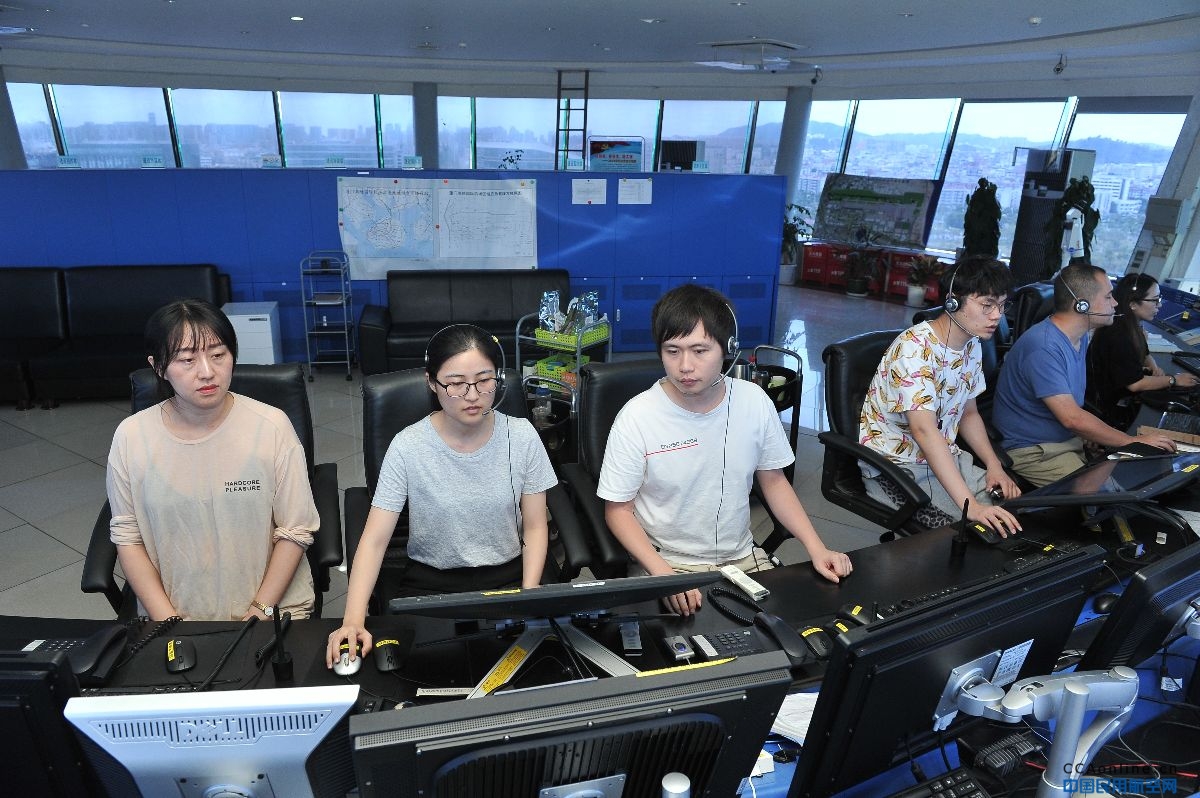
top-left (1087, 272), bottom-right (1200, 430)
top-left (327, 324), bottom-right (557, 666)
top-left (858, 257), bottom-right (1022, 535)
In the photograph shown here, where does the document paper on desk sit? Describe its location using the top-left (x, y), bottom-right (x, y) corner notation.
top-left (771, 691), bottom-right (820, 744)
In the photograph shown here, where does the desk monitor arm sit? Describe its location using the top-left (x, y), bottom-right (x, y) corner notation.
top-left (957, 668), bottom-right (1139, 798)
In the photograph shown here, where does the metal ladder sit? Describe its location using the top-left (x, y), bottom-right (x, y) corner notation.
top-left (554, 70), bottom-right (589, 170)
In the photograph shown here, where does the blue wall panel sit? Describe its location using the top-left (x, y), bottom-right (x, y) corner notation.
top-left (0, 170), bottom-right (51, 264)
top-left (106, 171), bottom-right (185, 264)
top-left (176, 171), bottom-right (253, 273)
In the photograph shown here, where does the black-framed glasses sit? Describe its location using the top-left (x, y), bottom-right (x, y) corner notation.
top-left (973, 297), bottom-right (1013, 315)
top-left (434, 376), bottom-right (499, 398)
top-left (1139, 295), bottom-right (1163, 305)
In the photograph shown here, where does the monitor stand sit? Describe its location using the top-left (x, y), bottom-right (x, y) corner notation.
top-left (467, 617), bottom-right (639, 699)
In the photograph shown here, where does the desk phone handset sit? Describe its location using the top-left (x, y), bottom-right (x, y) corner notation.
top-left (67, 624), bottom-right (130, 685)
top-left (753, 612), bottom-right (813, 669)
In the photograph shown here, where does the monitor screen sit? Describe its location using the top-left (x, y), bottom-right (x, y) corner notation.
top-left (788, 543), bottom-right (1106, 798)
top-left (387, 572), bottom-right (721, 620)
top-left (1002, 452), bottom-right (1200, 510)
top-left (64, 684), bottom-right (359, 798)
top-left (1079, 541), bottom-right (1200, 670)
top-left (0, 651), bottom-right (96, 797)
top-left (351, 652), bottom-right (793, 798)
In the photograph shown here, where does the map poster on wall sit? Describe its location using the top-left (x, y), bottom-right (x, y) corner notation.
top-left (813, 174), bottom-right (937, 250)
top-left (337, 176), bottom-right (538, 279)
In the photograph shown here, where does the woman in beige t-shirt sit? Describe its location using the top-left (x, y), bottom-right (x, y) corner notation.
top-left (107, 299), bottom-right (319, 621)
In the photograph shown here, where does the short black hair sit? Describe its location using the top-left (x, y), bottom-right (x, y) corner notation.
top-left (945, 256), bottom-right (1014, 303)
top-left (651, 284), bottom-right (736, 353)
top-left (1054, 262), bottom-right (1108, 312)
top-left (144, 298), bottom-right (238, 400)
top-left (425, 324), bottom-right (504, 379)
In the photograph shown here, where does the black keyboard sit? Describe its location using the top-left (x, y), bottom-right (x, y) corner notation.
top-left (1160, 411), bottom-right (1200, 436)
top-left (691, 629), bottom-right (764, 659)
top-left (885, 766), bottom-right (992, 798)
top-left (1172, 352), bottom-right (1200, 378)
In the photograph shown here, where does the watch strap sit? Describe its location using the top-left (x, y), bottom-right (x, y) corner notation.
top-left (250, 599), bottom-right (274, 616)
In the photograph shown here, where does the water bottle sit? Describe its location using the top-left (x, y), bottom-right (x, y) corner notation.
top-left (532, 386), bottom-right (552, 430)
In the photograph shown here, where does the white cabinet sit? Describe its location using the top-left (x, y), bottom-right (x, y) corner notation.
top-left (222, 301), bottom-right (282, 365)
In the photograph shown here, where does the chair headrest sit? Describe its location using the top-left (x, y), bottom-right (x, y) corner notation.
top-left (821, 330), bottom-right (901, 438)
top-left (576, 359), bottom-right (665, 476)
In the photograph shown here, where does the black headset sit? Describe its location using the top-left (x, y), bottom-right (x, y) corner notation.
top-left (424, 324), bottom-right (508, 408)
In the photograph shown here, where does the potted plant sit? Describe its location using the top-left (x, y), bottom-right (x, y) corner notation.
top-left (780, 203), bottom-right (812, 285)
top-left (963, 177), bottom-right (1001, 257)
top-left (844, 226), bottom-right (884, 297)
top-left (905, 255), bottom-right (946, 308)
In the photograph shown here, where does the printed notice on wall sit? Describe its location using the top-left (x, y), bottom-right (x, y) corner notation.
top-left (572, 179), bottom-right (607, 205)
top-left (337, 176), bottom-right (537, 279)
top-left (617, 177), bottom-right (653, 205)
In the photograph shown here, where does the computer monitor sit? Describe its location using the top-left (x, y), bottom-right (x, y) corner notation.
top-left (1078, 541), bottom-right (1200, 670)
top-left (64, 684), bottom-right (359, 798)
top-left (350, 651), bottom-right (793, 798)
top-left (1002, 452), bottom-right (1200, 510)
top-left (0, 651), bottom-right (97, 797)
top-left (387, 572), bottom-right (721, 620)
top-left (788, 543), bottom-right (1106, 798)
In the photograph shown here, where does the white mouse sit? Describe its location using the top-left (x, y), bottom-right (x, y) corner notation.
top-left (333, 643), bottom-right (362, 676)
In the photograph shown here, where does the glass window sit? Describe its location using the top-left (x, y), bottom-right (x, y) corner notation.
top-left (475, 97), bottom-right (555, 171)
top-left (1067, 111), bottom-right (1187, 271)
top-left (748, 100), bottom-right (784, 175)
top-left (844, 98), bottom-right (959, 179)
top-left (586, 99), bottom-right (660, 172)
top-left (170, 88), bottom-right (278, 168)
top-left (277, 91), bottom-right (378, 168)
top-left (51, 84), bottom-right (175, 168)
top-left (379, 94), bottom-right (416, 168)
top-left (7, 82), bottom-right (57, 168)
top-left (926, 101), bottom-right (1066, 255)
top-left (438, 96), bottom-right (473, 169)
top-left (660, 100), bottom-right (753, 174)
top-left (795, 100), bottom-right (852, 211)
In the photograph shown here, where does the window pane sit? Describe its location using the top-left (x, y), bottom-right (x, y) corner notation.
top-left (438, 96), bottom-right (473, 169)
top-left (926, 101), bottom-right (1065, 255)
top-left (587, 99), bottom-right (660, 171)
top-left (170, 88), bottom-right (278, 168)
top-left (278, 91), bottom-right (378, 168)
top-left (748, 101), bottom-right (784, 175)
top-left (844, 98), bottom-right (958, 179)
top-left (8, 82), bottom-right (56, 168)
top-left (52, 84), bottom-right (174, 168)
top-left (379, 94), bottom-right (415, 168)
top-left (475, 97), bottom-right (555, 171)
top-left (1067, 112), bottom-right (1187, 272)
top-left (796, 100), bottom-right (852, 211)
top-left (660, 100), bottom-right (753, 174)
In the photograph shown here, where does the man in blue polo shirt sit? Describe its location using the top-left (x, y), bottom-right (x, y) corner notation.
top-left (993, 262), bottom-right (1176, 486)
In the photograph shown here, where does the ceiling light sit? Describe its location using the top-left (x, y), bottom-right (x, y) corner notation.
top-left (640, 18), bottom-right (664, 24)
top-left (731, 2), bottom-right (747, 6)
top-left (898, 12), bottom-right (914, 18)
top-left (1028, 16), bottom-right (1042, 25)
top-left (290, 16), bottom-right (303, 22)
top-left (0, 26), bottom-right (32, 35)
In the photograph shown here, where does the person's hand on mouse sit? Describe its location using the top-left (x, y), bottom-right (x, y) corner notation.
top-left (326, 623), bottom-right (373, 668)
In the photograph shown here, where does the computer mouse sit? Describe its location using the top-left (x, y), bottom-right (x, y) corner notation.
top-left (1093, 592), bottom-right (1120, 614)
top-left (165, 637), bottom-right (196, 674)
top-left (836, 602), bottom-right (873, 626)
top-left (373, 637), bottom-right (407, 673)
top-left (333, 642), bottom-right (362, 676)
top-left (799, 626), bottom-right (834, 660)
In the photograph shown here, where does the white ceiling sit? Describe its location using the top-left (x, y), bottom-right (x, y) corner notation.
top-left (1, 1), bottom-right (1198, 99)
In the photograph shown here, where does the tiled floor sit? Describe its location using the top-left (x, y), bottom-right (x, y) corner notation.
top-left (0, 283), bottom-right (917, 620)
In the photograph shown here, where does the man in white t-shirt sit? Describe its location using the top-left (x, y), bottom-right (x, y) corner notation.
top-left (597, 284), bottom-right (852, 615)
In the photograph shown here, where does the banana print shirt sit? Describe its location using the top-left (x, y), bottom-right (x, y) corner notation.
top-left (859, 322), bottom-right (984, 465)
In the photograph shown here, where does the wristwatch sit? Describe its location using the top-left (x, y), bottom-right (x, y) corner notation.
top-left (250, 599), bottom-right (274, 617)
top-left (1170, 375), bottom-right (1177, 388)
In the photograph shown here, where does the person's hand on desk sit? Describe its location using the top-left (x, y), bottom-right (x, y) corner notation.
top-left (807, 546), bottom-right (852, 584)
top-left (326, 623), bottom-right (373, 668)
top-left (1132, 432), bottom-right (1178, 453)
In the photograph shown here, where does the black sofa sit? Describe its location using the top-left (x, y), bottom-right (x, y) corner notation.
top-left (0, 264), bottom-right (228, 406)
top-left (358, 268), bottom-right (571, 375)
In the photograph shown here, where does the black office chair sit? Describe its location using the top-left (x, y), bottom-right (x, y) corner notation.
top-left (1009, 281), bottom-right (1056, 342)
top-left (558, 359), bottom-right (667, 578)
top-left (81, 364), bottom-right (344, 618)
top-left (341, 368), bottom-right (590, 615)
top-left (817, 330), bottom-right (943, 541)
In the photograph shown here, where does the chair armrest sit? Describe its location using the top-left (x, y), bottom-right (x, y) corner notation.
top-left (545, 483), bottom-right (591, 581)
top-left (309, 462), bottom-right (343, 572)
top-left (81, 502), bottom-right (124, 614)
top-left (358, 304), bottom-right (391, 376)
top-left (817, 431), bottom-right (930, 530)
top-left (560, 463), bottom-right (628, 577)
top-left (343, 486), bottom-right (372, 574)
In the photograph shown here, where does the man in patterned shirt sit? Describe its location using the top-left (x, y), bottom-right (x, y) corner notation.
top-left (859, 257), bottom-right (1021, 535)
